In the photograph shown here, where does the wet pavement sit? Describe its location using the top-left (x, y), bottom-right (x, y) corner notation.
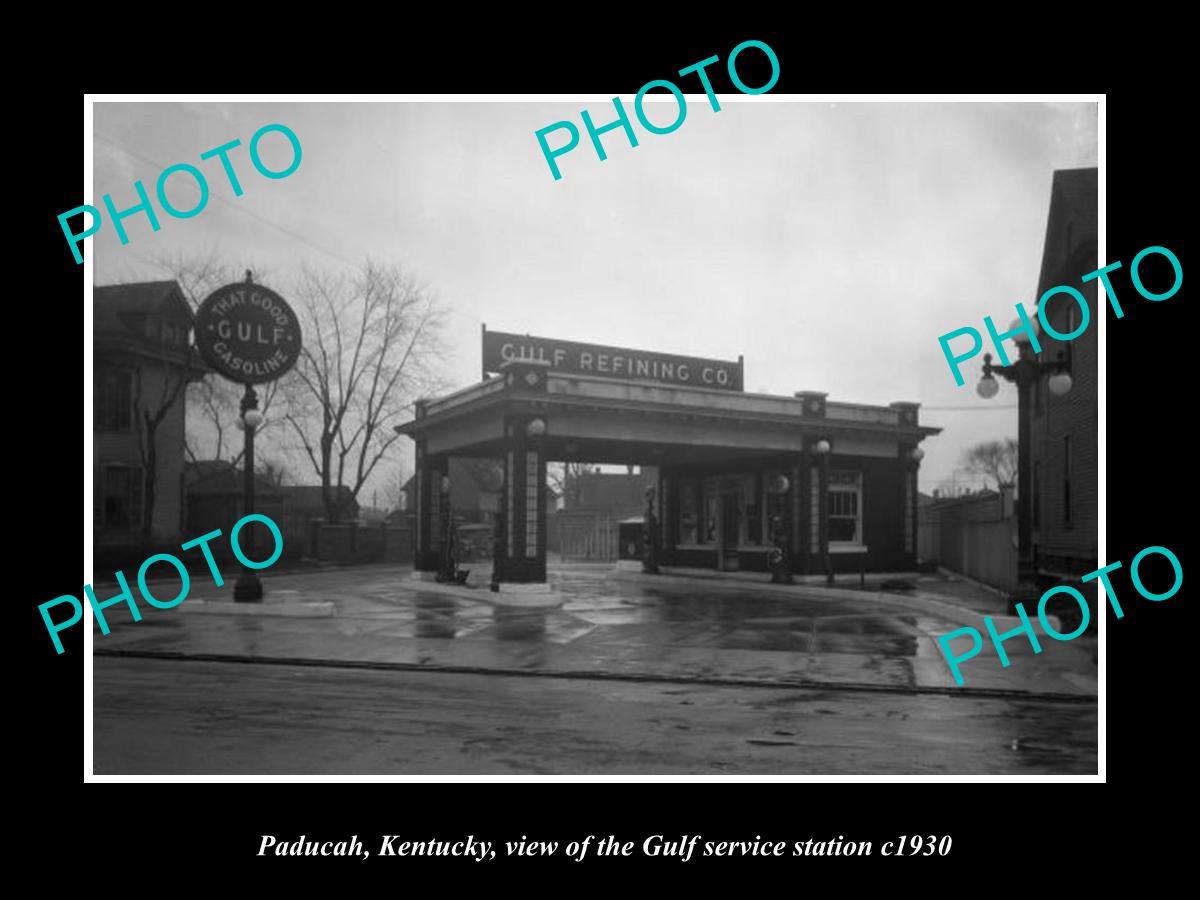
top-left (91, 564), bottom-right (1098, 774)
top-left (94, 657), bottom-right (1097, 774)
top-left (92, 563), bottom-right (1098, 697)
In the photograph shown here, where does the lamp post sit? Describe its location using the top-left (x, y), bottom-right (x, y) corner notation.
top-left (233, 387), bottom-right (264, 601)
top-left (812, 438), bottom-right (833, 585)
top-left (491, 471), bottom-right (506, 592)
top-left (976, 318), bottom-right (1072, 592)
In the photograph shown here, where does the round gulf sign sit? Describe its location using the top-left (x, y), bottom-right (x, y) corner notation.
top-left (195, 281), bottom-right (302, 384)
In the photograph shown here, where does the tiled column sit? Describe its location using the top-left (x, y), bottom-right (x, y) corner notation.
top-left (795, 391), bottom-right (829, 576)
top-left (661, 467), bottom-right (677, 553)
top-left (495, 358), bottom-right (551, 584)
top-left (891, 402), bottom-right (923, 570)
top-left (791, 453), bottom-right (808, 575)
top-left (501, 418), bottom-right (547, 583)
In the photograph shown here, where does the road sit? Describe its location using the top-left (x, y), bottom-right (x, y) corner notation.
top-left (93, 657), bottom-right (1096, 775)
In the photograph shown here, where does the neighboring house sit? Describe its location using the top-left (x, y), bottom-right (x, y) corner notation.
top-left (565, 467), bottom-right (657, 518)
top-left (1029, 168), bottom-right (1098, 581)
top-left (400, 457), bottom-right (558, 545)
top-left (402, 458), bottom-right (501, 526)
top-left (94, 280), bottom-right (202, 545)
top-left (184, 460), bottom-right (286, 538)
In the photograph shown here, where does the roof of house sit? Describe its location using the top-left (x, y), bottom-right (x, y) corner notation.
top-left (184, 460), bottom-right (283, 497)
top-left (1036, 167), bottom-right (1098, 291)
top-left (95, 281), bottom-right (192, 332)
top-left (94, 280), bottom-right (200, 370)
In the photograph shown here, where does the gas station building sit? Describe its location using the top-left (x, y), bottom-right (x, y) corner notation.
top-left (396, 330), bottom-right (940, 585)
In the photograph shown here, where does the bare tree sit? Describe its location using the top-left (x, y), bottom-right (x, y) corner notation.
top-left (183, 373), bottom-right (283, 468)
top-left (284, 260), bottom-right (445, 523)
top-left (131, 340), bottom-right (200, 539)
top-left (546, 462), bottom-right (592, 510)
top-left (961, 438), bottom-right (1019, 490)
top-left (256, 457), bottom-right (289, 488)
top-left (382, 460), bottom-right (413, 512)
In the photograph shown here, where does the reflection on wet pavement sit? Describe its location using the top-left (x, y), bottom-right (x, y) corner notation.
top-left (97, 564), bottom-right (1097, 698)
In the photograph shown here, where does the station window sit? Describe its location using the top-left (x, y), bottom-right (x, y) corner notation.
top-left (828, 471), bottom-right (862, 545)
top-left (679, 478), bottom-right (698, 544)
top-left (703, 494), bottom-right (718, 544)
top-left (744, 474), bottom-right (762, 545)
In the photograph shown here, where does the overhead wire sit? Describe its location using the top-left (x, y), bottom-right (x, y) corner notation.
top-left (93, 131), bottom-right (360, 269)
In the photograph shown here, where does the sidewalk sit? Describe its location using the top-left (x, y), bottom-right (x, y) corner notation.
top-left (92, 563), bottom-right (1098, 700)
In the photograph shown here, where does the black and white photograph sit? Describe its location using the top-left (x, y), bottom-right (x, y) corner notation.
top-left (80, 95), bottom-right (1103, 777)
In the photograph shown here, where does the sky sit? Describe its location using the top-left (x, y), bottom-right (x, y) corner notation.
top-left (92, 99), bottom-right (1098, 501)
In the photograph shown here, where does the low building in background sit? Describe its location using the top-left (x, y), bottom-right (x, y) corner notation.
top-left (564, 466), bottom-right (656, 518)
top-left (557, 466), bottom-right (657, 561)
top-left (184, 460), bottom-right (286, 540)
top-left (401, 457), bottom-right (558, 560)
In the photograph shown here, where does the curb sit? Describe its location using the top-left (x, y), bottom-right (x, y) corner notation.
top-left (94, 647), bottom-right (1097, 703)
top-left (611, 568), bottom-right (1060, 632)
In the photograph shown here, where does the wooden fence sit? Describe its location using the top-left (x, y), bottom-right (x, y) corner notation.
top-left (919, 491), bottom-right (1018, 594)
top-left (557, 512), bottom-right (617, 561)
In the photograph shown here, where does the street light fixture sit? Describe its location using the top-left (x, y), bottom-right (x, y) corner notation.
top-left (976, 339), bottom-right (1072, 593)
top-left (233, 386), bottom-right (263, 602)
top-left (976, 373), bottom-right (1000, 399)
top-left (1048, 372), bottom-right (1073, 396)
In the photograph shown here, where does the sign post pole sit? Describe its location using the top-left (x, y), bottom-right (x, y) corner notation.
top-left (234, 383), bottom-right (261, 601)
top-left (195, 270), bottom-right (303, 603)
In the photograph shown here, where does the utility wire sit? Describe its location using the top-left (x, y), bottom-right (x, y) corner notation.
top-left (93, 131), bottom-right (359, 269)
top-left (923, 404), bottom-right (1017, 410)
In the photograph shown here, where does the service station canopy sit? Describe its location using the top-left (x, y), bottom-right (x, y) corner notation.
top-left (397, 333), bottom-right (939, 464)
